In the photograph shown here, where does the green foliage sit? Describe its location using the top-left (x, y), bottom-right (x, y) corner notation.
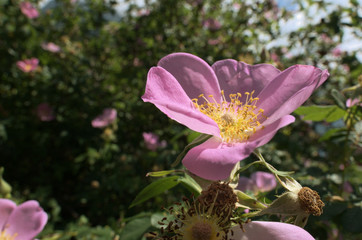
top-left (294, 105), bottom-right (346, 122)
top-left (130, 176), bottom-right (180, 208)
top-left (0, 0), bottom-right (361, 239)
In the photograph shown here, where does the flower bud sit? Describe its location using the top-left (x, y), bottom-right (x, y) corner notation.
top-left (0, 167), bottom-right (12, 198)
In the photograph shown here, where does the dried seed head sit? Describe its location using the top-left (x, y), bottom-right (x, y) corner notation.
top-left (298, 187), bottom-right (324, 216)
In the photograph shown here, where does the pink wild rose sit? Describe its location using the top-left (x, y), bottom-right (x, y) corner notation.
top-left (41, 42), bottom-right (61, 53)
top-left (142, 52), bottom-right (329, 180)
top-left (346, 98), bottom-right (361, 108)
top-left (230, 221), bottom-right (314, 240)
top-left (20, 2), bottom-right (39, 19)
top-left (143, 132), bottom-right (166, 151)
top-left (203, 18), bottom-right (221, 31)
top-left (0, 199), bottom-right (48, 240)
top-left (238, 171), bottom-right (277, 193)
top-left (16, 58), bottom-right (39, 73)
top-left (91, 108), bottom-right (117, 128)
top-left (36, 103), bottom-right (55, 121)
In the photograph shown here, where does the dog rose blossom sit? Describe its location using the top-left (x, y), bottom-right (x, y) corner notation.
top-left (142, 53), bottom-right (329, 180)
top-left (16, 58), bottom-right (39, 73)
top-left (20, 2), bottom-right (39, 19)
top-left (0, 199), bottom-right (48, 240)
top-left (91, 108), bottom-right (117, 128)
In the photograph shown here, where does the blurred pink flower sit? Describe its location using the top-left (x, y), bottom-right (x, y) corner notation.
top-left (346, 98), bottom-right (361, 108)
top-left (143, 132), bottom-right (167, 151)
top-left (0, 199), bottom-right (48, 240)
top-left (142, 52), bottom-right (329, 180)
top-left (332, 47), bottom-right (342, 57)
top-left (36, 103), bottom-right (55, 122)
top-left (231, 221), bottom-right (314, 240)
top-left (20, 2), bottom-right (39, 19)
top-left (16, 58), bottom-right (39, 73)
top-left (41, 42), bottom-right (61, 53)
top-left (137, 9), bottom-right (150, 16)
top-left (91, 108), bottom-right (117, 128)
top-left (320, 33), bottom-right (333, 44)
top-left (342, 64), bottom-right (350, 72)
top-left (208, 38), bottom-right (221, 45)
top-left (133, 57), bottom-right (143, 67)
top-left (238, 171), bottom-right (277, 193)
top-left (203, 18), bottom-right (221, 31)
top-left (343, 181), bottom-right (353, 193)
top-left (270, 52), bottom-right (280, 62)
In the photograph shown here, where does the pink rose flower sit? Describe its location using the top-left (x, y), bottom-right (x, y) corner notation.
top-left (332, 47), bottom-right (342, 57)
top-left (142, 52), bottom-right (329, 180)
top-left (91, 108), bottom-right (117, 128)
top-left (346, 98), bottom-right (361, 108)
top-left (36, 103), bottom-right (55, 122)
top-left (16, 58), bottom-right (39, 73)
top-left (270, 52), bottom-right (280, 62)
top-left (41, 42), bottom-right (61, 53)
top-left (20, 2), bottom-right (39, 19)
top-left (238, 171), bottom-right (277, 193)
top-left (231, 221), bottom-right (314, 240)
top-left (320, 33), bottom-right (333, 44)
top-left (343, 181), bottom-right (353, 193)
top-left (208, 38), bottom-right (221, 45)
top-left (203, 18), bottom-right (222, 31)
top-left (0, 199), bottom-right (48, 240)
top-left (143, 132), bottom-right (167, 151)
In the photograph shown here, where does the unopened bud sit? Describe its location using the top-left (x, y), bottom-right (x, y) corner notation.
top-left (0, 168), bottom-right (12, 198)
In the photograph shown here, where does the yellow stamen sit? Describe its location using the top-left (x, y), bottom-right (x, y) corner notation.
top-left (193, 90), bottom-right (266, 143)
top-left (0, 229), bottom-right (18, 240)
top-left (24, 64), bottom-right (32, 72)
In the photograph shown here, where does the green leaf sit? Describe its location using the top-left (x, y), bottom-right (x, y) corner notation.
top-left (264, 162), bottom-right (294, 177)
top-left (150, 213), bottom-right (166, 229)
top-left (319, 128), bottom-right (346, 142)
top-left (294, 105), bottom-right (346, 122)
top-left (235, 161), bottom-right (262, 176)
top-left (235, 190), bottom-right (267, 210)
top-left (331, 89), bottom-right (347, 110)
top-left (171, 134), bottom-right (212, 167)
top-left (119, 217), bottom-right (151, 240)
top-left (146, 170), bottom-right (178, 177)
top-left (178, 174), bottom-right (202, 196)
top-left (129, 176), bottom-right (180, 208)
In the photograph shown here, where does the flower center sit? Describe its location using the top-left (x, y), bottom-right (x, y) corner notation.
top-left (298, 187), bottom-right (324, 216)
top-left (182, 215), bottom-right (221, 240)
top-left (24, 64), bottom-right (32, 72)
top-left (155, 182), bottom-right (239, 239)
top-left (192, 90), bottom-right (266, 143)
top-left (191, 222), bottom-right (212, 240)
top-left (0, 229), bottom-right (17, 240)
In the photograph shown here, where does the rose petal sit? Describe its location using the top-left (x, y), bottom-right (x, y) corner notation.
top-left (249, 115), bottom-right (295, 148)
top-left (142, 66), bottom-right (220, 136)
top-left (182, 137), bottom-right (257, 180)
top-left (231, 221), bottom-right (315, 240)
top-left (257, 65), bottom-right (329, 125)
top-left (212, 60), bottom-right (281, 101)
top-left (251, 171), bottom-right (277, 192)
top-left (237, 176), bottom-right (256, 192)
top-left (0, 199), bottom-right (16, 229)
top-left (183, 115), bottom-right (294, 181)
top-left (6, 200), bottom-right (48, 240)
top-left (158, 53), bottom-right (222, 101)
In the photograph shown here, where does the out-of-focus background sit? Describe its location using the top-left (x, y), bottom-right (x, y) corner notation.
top-left (0, 0), bottom-right (361, 239)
